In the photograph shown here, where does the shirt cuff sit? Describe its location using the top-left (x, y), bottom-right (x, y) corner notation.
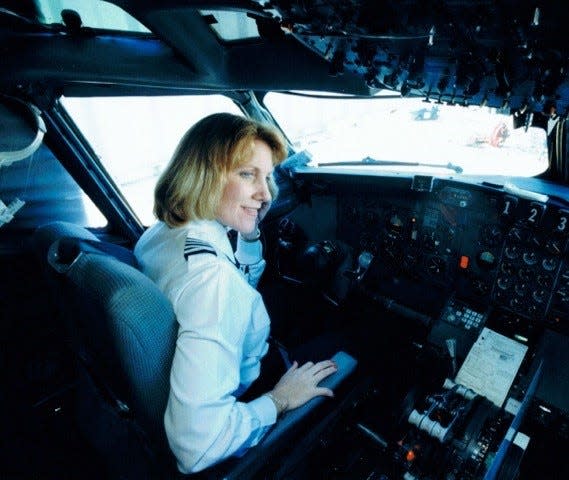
top-left (247, 394), bottom-right (278, 426)
top-left (236, 233), bottom-right (263, 264)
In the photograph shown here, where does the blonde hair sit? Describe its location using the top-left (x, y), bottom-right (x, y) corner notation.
top-left (154, 113), bottom-right (287, 227)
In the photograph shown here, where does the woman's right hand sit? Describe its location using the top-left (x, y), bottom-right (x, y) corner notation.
top-left (267, 359), bottom-right (338, 415)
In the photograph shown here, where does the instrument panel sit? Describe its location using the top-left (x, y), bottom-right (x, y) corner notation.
top-left (280, 173), bottom-right (569, 480)
top-left (335, 179), bottom-right (569, 332)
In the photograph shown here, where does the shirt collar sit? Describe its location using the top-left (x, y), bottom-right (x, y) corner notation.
top-left (185, 219), bottom-right (235, 261)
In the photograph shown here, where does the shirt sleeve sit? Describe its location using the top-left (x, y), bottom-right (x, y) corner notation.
top-left (235, 234), bottom-right (266, 288)
top-left (165, 258), bottom-right (276, 474)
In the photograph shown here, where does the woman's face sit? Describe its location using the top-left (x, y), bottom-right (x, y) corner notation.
top-left (216, 139), bottom-right (274, 234)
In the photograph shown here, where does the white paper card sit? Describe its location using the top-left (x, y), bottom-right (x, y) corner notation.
top-left (455, 327), bottom-right (528, 407)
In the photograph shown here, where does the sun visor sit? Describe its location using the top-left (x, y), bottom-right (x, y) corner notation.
top-left (0, 95), bottom-right (46, 168)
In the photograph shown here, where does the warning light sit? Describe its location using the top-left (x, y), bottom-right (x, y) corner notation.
top-left (406, 449), bottom-right (416, 462)
top-left (459, 255), bottom-right (469, 269)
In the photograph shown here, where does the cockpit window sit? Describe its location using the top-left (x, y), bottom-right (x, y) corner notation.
top-left (61, 95), bottom-right (242, 226)
top-left (199, 9), bottom-right (260, 41)
top-left (266, 91), bottom-right (549, 177)
top-left (35, 0), bottom-right (150, 33)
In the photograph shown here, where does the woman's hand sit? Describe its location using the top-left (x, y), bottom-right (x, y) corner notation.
top-left (267, 359), bottom-right (338, 415)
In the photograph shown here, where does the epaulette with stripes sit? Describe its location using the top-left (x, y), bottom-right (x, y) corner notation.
top-left (183, 238), bottom-right (216, 260)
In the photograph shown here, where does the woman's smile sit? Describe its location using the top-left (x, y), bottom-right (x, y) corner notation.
top-left (216, 140), bottom-right (273, 234)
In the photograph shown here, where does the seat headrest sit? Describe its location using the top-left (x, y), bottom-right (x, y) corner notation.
top-left (48, 237), bottom-right (138, 273)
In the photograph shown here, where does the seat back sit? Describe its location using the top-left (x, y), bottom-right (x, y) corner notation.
top-left (39, 225), bottom-right (358, 480)
top-left (47, 236), bottom-right (178, 478)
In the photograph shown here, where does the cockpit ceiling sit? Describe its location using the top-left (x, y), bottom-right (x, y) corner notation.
top-left (2, 1), bottom-right (569, 115)
top-left (258, 0), bottom-right (569, 114)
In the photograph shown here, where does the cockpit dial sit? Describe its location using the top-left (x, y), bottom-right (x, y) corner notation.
top-left (480, 225), bottom-right (503, 247)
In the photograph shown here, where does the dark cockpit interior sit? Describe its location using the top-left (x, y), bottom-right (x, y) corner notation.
top-left (266, 167), bottom-right (569, 478)
top-left (1, 1), bottom-right (569, 479)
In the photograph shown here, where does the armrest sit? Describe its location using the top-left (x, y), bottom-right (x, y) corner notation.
top-left (265, 350), bottom-right (357, 441)
top-left (220, 351), bottom-right (358, 479)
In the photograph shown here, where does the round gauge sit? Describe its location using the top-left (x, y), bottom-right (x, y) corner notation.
top-left (477, 251), bottom-right (497, 270)
top-left (518, 267), bottom-right (532, 281)
top-left (500, 261), bottom-right (515, 275)
top-left (522, 251), bottom-right (538, 265)
top-left (532, 289), bottom-right (547, 303)
top-left (504, 246), bottom-right (520, 260)
top-left (510, 297), bottom-right (522, 308)
top-left (528, 234), bottom-right (542, 248)
top-left (496, 276), bottom-right (511, 290)
top-left (507, 227), bottom-right (526, 243)
top-left (422, 229), bottom-right (442, 251)
top-left (556, 287), bottom-right (569, 304)
top-left (401, 251), bottom-right (419, 270)
top-left (381, 230), bottom-right (400, 249)
top-left (515, 282), bottom-right (527, 297)
top-left (542, 257), bottom-right (558, 272)
top-left (527, 305), bottom-right (539, 316)
top-left (545, 238), bottom-right (564, 256)
top-left (426, 255), bottom-right (445, 275)
top-left (480, 225), bottom-right (503, 246)
top-left (472, 278), bottom-right (490, 296)
top-left (537, 274), bottom-right (553, 288)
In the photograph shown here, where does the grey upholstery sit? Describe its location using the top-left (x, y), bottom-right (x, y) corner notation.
top-left (48, 238), bottom-right (177, 456)
top-left (40, 226), bottom-right (357, 479)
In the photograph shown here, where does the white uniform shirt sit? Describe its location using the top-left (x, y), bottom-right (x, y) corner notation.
top-left (134, 219), bottom-right (277, 473)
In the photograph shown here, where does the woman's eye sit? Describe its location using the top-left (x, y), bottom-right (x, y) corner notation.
top-left (239, 171), bottom-right (254, 179)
